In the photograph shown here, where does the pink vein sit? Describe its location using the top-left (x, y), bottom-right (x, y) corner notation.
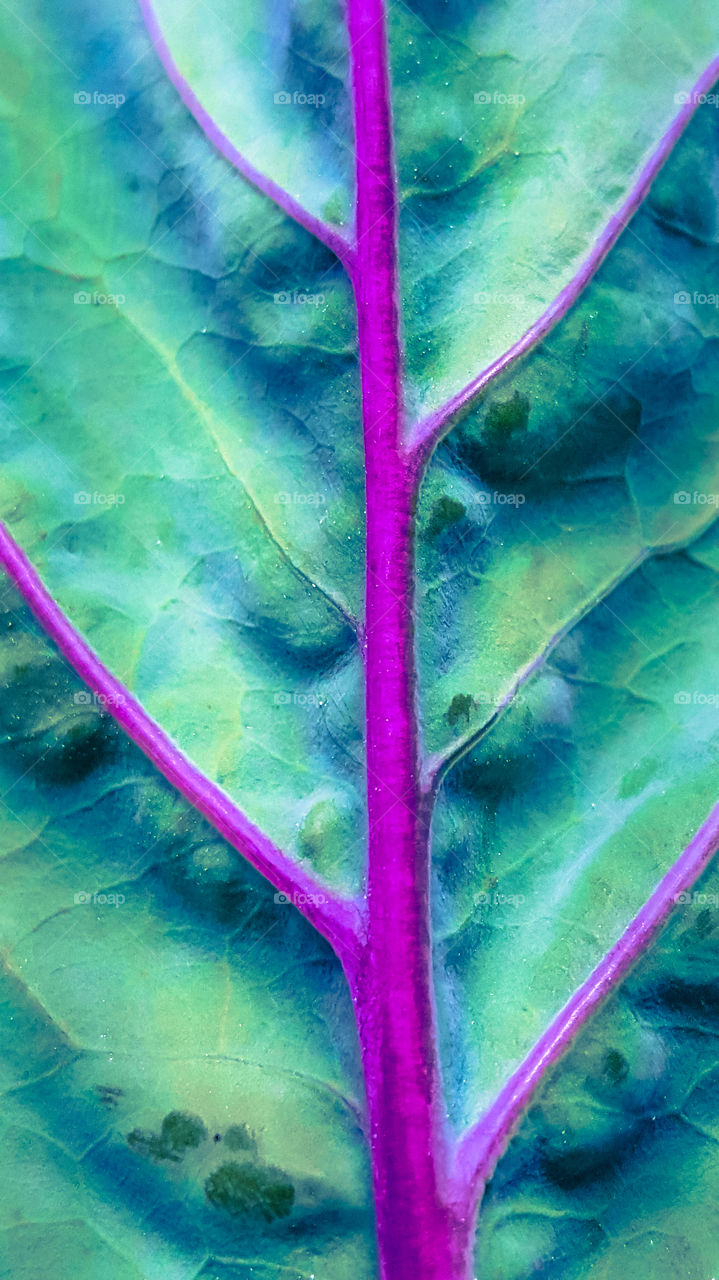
top-left (343, 0), bottom-right (465, 1275)
top-left (0, 522), bottom-right (363, 959)
top-left (138, 0), bottom-right (353, 264)
top-left (408, 55), bottom-right (719, 465)
top-left (453, 799), bottom-right (719, 1213)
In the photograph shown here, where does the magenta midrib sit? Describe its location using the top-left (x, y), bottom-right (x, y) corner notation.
top-left (344, 0), bottom-right (465, 1270)
top-left (3, 5), bottom-right (719, 1270)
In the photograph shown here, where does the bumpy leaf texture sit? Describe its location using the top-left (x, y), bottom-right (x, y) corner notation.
top-left (1, 0), bottom-right (719, 1277)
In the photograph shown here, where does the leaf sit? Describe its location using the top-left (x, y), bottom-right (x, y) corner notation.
top-left (3, 1), bottom-right (719, 1278)
top-left (147, 0), bottom-right (354, 228)
top-left (390, 0), bottom-right (719, 413)
top-left (475, 856), bottom-right (719, 1279)
top-left (147, 0), bottom-right (719, 415)
top-left (418, 99), bottom-right (719, 760)
top-left (0, 585), bottom-right (375, 1279)
top-left (0, 0), bottom-right (365, 879)
top-left (424, 105), bottom-right (719, 1131)
top-left (432, 540), bottom-right (719, 1120)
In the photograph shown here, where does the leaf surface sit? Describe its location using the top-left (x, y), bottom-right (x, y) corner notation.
top-left (390, 0), bottom-right (719, 412)
top-left (3, 2), bottom-right (719, 1277)
top-left (0, 583), bottom-right (375, 1279)
top-left (476, 857), bottom-right (719, 1279)
top-left (0, 0), bottom-right (364, 877)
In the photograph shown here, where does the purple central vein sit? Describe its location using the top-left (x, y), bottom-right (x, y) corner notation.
top-left (139, 0), bottom-right (353, 263)
top-left (408, 55), bottom-right (719, 463)
top-left (0, 522), bottom-right (362, 959)
top-left (454, 801), bottom-right (719, 1217)
top-left (345, 0), bottom-right (473, 1276)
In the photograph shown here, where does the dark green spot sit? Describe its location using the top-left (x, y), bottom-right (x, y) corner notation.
top-left (127, 1128), bottom-right (182, 1163)
top-left (95, 1084), bottom-right (123, 1108)
top-left (572, 318), bottom-right (591, 366)
top-left (542, 1138), bottom-right (625, 1190)
top-left (224, 1123), bottom-right (258, 1153)
top-left (485, 391), bottom-right (530, 443)
top-left (205, 1161), bottom-right (294, 1222)
top-left (446, 693), bottom-right (475, 727)
top-left (126, 1110), bottom-right (207, 1163)
top-left (695, 908), bottom-right (716, 938)
top-left (425, 496), bottom-right (466, 541)
top-left (619, 757), bottom-right (658, 800)
top-left (38, 721), bottom-right (113, 785)
top-left (602, 1048), bottom-right (629, 1085)
top-left (456, 750), bottom-right (533, 805)
top-left (160, 1110), bottom-right (208, 1152)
